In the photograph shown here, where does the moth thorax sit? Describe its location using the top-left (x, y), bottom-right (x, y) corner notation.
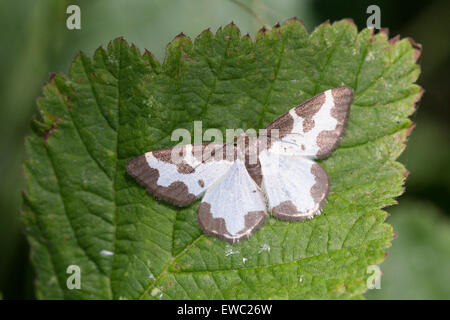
top-left (234, 134), bottom-right (258, 164)
top-left (236, 135), bottom-right (263, 187)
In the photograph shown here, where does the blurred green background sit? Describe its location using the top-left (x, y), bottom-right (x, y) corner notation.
top-left (0, 0), bottom-right (449, 299)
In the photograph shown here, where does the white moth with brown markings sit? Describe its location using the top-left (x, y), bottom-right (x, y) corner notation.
top-left (127, 86), bottom-right (353, 242)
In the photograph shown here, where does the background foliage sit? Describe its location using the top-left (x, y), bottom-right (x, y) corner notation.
top-left (0, 0), bottom-right (449, 299)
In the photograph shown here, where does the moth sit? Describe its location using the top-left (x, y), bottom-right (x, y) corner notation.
top-left (127, 87), bottom-right (353, 242)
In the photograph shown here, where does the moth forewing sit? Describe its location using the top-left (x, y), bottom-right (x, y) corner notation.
top-left (264, 86), bottom-right (353, 159)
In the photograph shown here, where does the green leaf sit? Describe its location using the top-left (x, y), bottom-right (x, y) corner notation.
top-left (22, 19), bottom-right (422, 299)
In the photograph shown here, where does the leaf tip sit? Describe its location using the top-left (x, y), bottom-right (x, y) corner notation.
top-left (406, 122), bottom-right (416, 139)
top-left (282, 17), bottom-right (307, 29)
top-left (338, 18), bottom-right (355, 25)
top-left (45, 72), bottom-right (57, 85)
top-left (388, 34), bottom-right (401, 45)
top-left (142, 48), bottom-right (160, 66)
top-left (385, 32), bottom-right (422, 67)
top-left (283, 16), bottom-right (299, 23)
top-left (224, 21), bottom-right (241, 36)
top-left (174, 32), bottom-right (187, 40)
top-left (319, 19), bottom-right (331, 27)
top-left (195, 28), bottom-right (214, 43)
top-left (107, 36), bottom-right (128, 50)
top-left (201, 27), bottom-right (212, 35)
top-left (258, 26), bottom-right (267, 35)
top-left (415, 87), bottom-right (425, 106)
top-left (403, 169), bottom-right (411, 180)
top-left (166, 32), bottom-right (193, 55)
top-left (378, 28), bottom-right (390, 38)
top-left (405, 37), bottom-right (422, 60)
